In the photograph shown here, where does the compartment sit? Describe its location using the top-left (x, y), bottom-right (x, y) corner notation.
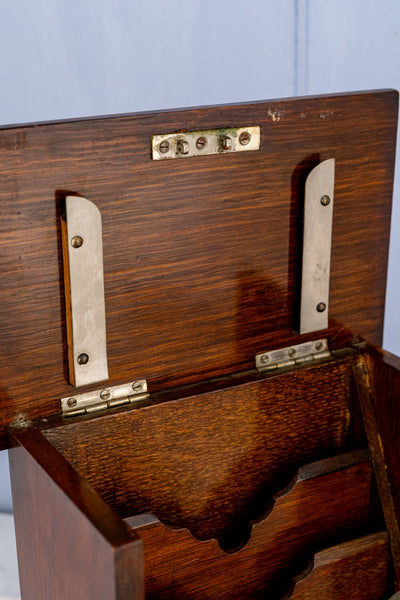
top-left (127, 450), bottom-right (374, 599)
top-left (10, 347), bottom-right (394, 599)
top-left (43, 352), bottom-right (359, 548)
top-left (283, 532), bottom-right (388, 600)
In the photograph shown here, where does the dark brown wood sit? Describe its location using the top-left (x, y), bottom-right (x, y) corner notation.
top-left (353, 358), bottom-right (400, 587)
top-left (0, 90), bottom-right (398, 449)
top-left (129, 451), bottom-right (373, 599)
top-left (9, 426), bottom-right (144, 600)
top-left (44, 355), bottom-right (358, 543)
top-left (284, 532), bottom-right (388, 600)
top-left (3, 91), bottom-right (399, 599)
top-left (365, 347), bottom-right (400, 529)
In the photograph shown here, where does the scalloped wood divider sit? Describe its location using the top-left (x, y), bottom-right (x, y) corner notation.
top-left (283, 532), bottom-right (388, 600)
top-left (43, 354), bottom-right (357, 547)
top-left (124, 450), bottom-right (372, 599)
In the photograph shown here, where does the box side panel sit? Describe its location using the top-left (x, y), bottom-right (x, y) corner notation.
top-left (9, 428), bottom-right (144, 600)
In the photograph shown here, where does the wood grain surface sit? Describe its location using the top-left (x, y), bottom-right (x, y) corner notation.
top-left (284, 532), bottom-right (388, 600)
top-left (44, 355), bottom-right (357, 545)
top-left (8, 426), bottom-right (144, 600)
top-left (365, 348), bottom-right (400, 532)
top-left (128, 451), bottom-right (373, 599)
top-left (358, 345), bottom-right (400, 592)
top-left (0, 90), bottom-right (397, 449)
top-left (354, 358), bottom-right (400, 587)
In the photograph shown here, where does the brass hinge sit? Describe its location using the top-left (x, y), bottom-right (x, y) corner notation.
top-left (255, 339), bottom-right (331, 373)
top-left (61, 380), bottom-right (149, 417)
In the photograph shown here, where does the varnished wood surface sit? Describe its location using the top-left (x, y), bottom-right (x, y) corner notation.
top-left (0, 90), bottom-right (398, 449)
top-left (44, 355), bottom-right (357, 544)
top-left (284, 532), bottom-right (388, 600)
top-left (365, 346), bottom-right (400, 529)
top-left (354, 358), bottom-right (400, 586)
top-left (130, 451), bottom-right (373, 599)
top-left (9, 427), bottom-right (144, 600)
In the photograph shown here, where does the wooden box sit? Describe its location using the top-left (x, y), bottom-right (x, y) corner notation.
top-left (1, 90), bottom-right (400, 599)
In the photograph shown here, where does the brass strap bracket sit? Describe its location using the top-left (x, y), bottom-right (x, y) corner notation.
top-left (61, 196), bottom-right (109, 388)
top-left (299, 159), bottom-right (335, 334)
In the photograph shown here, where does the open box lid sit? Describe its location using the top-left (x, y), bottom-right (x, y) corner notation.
top-left (0, 90), bottom-right (398, 450)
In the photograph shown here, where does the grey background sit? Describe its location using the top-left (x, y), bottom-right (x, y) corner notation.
top-left (0, 0), bottom-right (400, 512)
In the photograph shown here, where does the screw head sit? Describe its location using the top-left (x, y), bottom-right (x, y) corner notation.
top-left (219, 135), bottom-right (232, 151)
top-left (239, 131), bottom-right (251, 146)
top-left (71, 235), bottom-right (83, 248)
top-left (132, 382), bottom-right (143, 392)
top-left (159, 140), bottom-right (170, 154)
top-left (320, 195), bottom-right (331, 206)
top-left (196, 136), bottom-right (207, 150)
top-left (77, 353), bottom-right (89, 365)
top-left (315, 341), bottom-right (324, 352)
top-left (259, 354), bottom-right (269, 365)
top-left (176, 140), bottom-right (189, 155)
top-left (100, 389), bottom-right (111, 400)
top-left (67, 398), bottom-right (77, 408)
top-left (288, 348), bottom-right (296, 358)
top-left (316, 302), bottom-right (327, 313)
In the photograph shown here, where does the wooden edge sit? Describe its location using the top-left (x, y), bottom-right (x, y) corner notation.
top-left (60, 213), bottom-right (74, 387)
top-left (357, 342), bottom-right (400, 371)
top-left (353, 359), bottom-right (400, 587)
top-left (379, 348), bottom-right (400, 372)
top-left (0, 89), bottom-right (396, 131)
top-left (312, 531), bottom-right (388, 568)
top-left (283, 532), bottom-right (388, 599)
top-left (37, 349), bottom-right (357, 435)
top-left (9, 424), bottom-right (141, 550)
top-left (353, 342), bottom-right (400, 371)
top-left (124, 449), bottom-right (371, 551)
top-left (294, 448), bottom-right (370, 483)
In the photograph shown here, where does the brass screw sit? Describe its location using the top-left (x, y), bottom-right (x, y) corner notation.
top-left (71, 235), bottom-right (83, 248)
top-left (67, 398), bottom-right (77, 408)
top-left (219, 135), bottom-right (232, 151)
top-left (176, 140), bottom-right (189, 155)
top-left (316, 302), bottom-right (326, 313)
top-left (100, 389), bottom-right (111, 400)
top-left (196, 136), bottom-right (207, 150)
top-left (159, 140), bottom-right (170, 154)
top-left (77, 353), bottom-right (89, 365)
top-left (132, 382), bottom-right (143, 392)
top-left (288, 348), bottom-right (296, 358)
top-left (259, 354), bottom-right (269, 365)
top-left (239, 131), bottom-right (251, 146)
top-left (315, 341), bottom-right (324, 352)
top-left (320, 195), bottom-right (330, 206)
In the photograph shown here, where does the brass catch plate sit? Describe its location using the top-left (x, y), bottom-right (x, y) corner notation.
top-left (152, 126), bottom-right (260, 160)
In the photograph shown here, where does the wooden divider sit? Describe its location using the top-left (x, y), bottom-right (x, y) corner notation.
top-left (284, 532), bottom-right (388, 600)
top-left (44, 355), bottom-right (357, 543)
top-left (126, 450), bottom-right (373, 599)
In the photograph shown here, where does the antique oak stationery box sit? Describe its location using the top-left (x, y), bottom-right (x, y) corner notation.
top-left (1, 90), bottom-right (400, 599)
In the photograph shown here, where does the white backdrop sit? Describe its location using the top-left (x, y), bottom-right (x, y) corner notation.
top-left (0, 0), bottom-right (399, 512)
